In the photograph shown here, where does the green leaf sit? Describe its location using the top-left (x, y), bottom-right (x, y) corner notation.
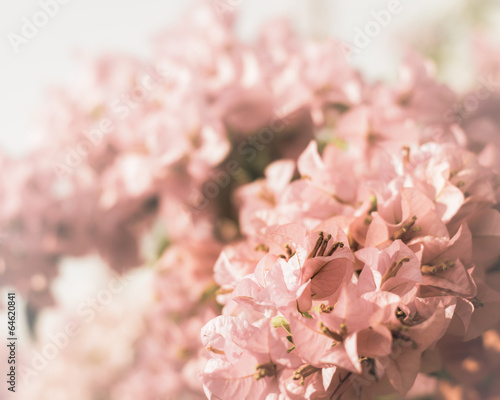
top-left (271, 316), bottom-right (291, 334)
top-left (428, 368), bottom-right (456, 383)
top-left (300, 311), bottom-right (313, 319)
top-left (330, 136), bottom-right (348, 151)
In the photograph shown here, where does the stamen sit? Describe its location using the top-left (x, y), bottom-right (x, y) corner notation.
top-left (406, 312), bottom-right (419, 326)
top-left (402, 146), bottom-right (410, 165)
top-left (368, 194), bottom-right (378, 214)
top-left (319, 321), bottom-right (345, 342)
top-left (292, 364), bottom-right (321, 385)
top-left (442, 259), bottom-right (454, 271)
top-left (254, 362), bottom-right (276, 380)
top-left (206, 346), bottom-right (226, 356)
top-left (381, 257), bottom-right (410, 285)
top-left (471, 297), bottom-right (484, 308)
top-left (215, 287), bottom-right (234, 295)
top-left (391, 330), bottom-right (418, 349)
top-left (279, 244), bottom-right (296, 261)
top-left (326, 242), bottom-right (344, 256)
top-left (391, 216), bottom-right (417, 240)
top-left (317, 234), bottom-right (332, 257)
top-left (348, 233), bottom-right (360, 252)
top-left (307, 232), bottom-right (324, 259)
top-left (254, 244), bottom-right (269, 252)
top-left (332, 194), bottom-right (351, 205)
top-left (367, 132), bottom-right (378, 144)
top-left (456, 181), bottom-right (465, 188)
top-left (420, 265), bottom-right (437, 275)
top-left (420, 259), bottom-right (454, 275)
top-left (319, 304), bottom-right (333, 313)
top-left (360, 357), bottom-right (378, 382)
top-left (396, 308), bottom-right (406, 320)
top-left (339, 323), bottom-right (348, 337)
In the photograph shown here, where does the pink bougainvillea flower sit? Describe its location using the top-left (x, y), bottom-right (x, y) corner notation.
top-left (356, 239), bottom-right (423, 295)
top-left (295, 227), bottom-right (354, 312)
top-left (201, 316), bottom-right (301, 400)
top-left (365, 187), bottom-right (449, 248)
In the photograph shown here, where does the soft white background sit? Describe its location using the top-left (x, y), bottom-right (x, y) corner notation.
top-left (2, 0), bottom-right (498, 156)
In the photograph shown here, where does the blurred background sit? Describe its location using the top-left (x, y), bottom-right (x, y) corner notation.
top-left (2, 0), bottom-right (500, 156)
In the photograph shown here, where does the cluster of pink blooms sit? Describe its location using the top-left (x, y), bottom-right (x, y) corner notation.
top-left (204, 137), bottom-right (500, 397)
top-left (2, 1), bottom-right (500, 399)
top-left (199, 16), bottom-right (500, 400)
top-left (0, 3), bottom-right (234, 306)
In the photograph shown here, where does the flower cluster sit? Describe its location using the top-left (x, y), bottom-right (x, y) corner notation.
top-left (201, 48), bottom-right (500, 400)
top-left (203, 139), bottom-right (500, 398)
